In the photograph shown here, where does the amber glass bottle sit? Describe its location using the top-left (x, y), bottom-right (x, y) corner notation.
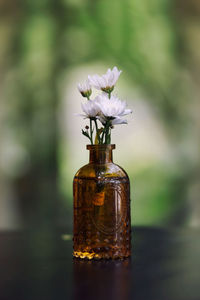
top-left (73, 144), bottom-right (131, 259)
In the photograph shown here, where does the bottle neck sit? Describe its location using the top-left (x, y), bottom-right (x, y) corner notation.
top-left (87, 144), bottom-right (115, 164)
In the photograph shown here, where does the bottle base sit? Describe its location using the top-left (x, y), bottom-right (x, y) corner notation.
top-left (73, 250), bottom-right (131, 260)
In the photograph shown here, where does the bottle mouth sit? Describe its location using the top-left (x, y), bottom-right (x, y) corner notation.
top-left (86, 144), bottom-right (115, 150)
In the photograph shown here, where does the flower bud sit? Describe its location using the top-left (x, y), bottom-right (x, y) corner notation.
top-left (77, 80), bottom-right (92, 99)
top-left (80, 89), bottom-right (92, 99)
top-left (101, 86), bottom-right (114, 94)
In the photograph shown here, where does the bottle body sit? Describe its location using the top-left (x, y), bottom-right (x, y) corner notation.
top-left (73, 145), bottom-right (131, 259)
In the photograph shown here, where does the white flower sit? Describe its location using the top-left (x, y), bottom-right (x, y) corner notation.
top-left (95, 94), bottom-right (132, 124)
top-left (88, 66), bottom-right (122, 92)
top-left (77, 100), bottom-right (100, 119)
top-left (77, 80), bottom-right (92, 98)
top-left (77, 80), bottom-right (91, 93)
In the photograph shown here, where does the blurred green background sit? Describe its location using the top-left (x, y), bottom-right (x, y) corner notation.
top-left (0, 0), bottom-right (199, 231)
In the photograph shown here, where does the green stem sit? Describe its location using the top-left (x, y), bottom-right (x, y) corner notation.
top-left (94, 119), bottom-right (100, 144)
top-left (104, 120), bottom-right (111, 144)
top-left (90, 118), bottom-right (93, 144)
top-left (109, 127), bottom-right (112, 144)
top-left (101, 130), bottom-right (105, 144)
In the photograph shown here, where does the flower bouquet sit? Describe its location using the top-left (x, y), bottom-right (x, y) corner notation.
top-left (77, 66), bottom-right (132, 144)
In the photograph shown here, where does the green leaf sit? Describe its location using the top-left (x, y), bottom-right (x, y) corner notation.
top-left (81, 129), bottom-right (89, 138)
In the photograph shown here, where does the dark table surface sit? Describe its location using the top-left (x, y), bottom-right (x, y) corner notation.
top-left (0, 227), bottom-right (200, 300)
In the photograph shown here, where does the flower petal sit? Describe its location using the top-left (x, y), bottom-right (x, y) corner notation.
top-left (120, 108), bottom-right (132, 116)
top-left (112, 117), bottom-right (127, 125)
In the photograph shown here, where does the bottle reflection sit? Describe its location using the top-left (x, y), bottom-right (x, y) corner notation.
top-left (73, 258), bottom-right (131, 300)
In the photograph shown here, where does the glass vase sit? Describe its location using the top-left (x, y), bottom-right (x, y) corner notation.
top-left (73, 144), bottom-right (131, 259)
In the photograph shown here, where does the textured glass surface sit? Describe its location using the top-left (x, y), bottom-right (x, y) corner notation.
top-left (73, 145), bottom-right (131, 259)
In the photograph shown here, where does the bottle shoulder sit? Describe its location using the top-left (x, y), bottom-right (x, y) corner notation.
top-left (74, 162), bottom-right (129, 179)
